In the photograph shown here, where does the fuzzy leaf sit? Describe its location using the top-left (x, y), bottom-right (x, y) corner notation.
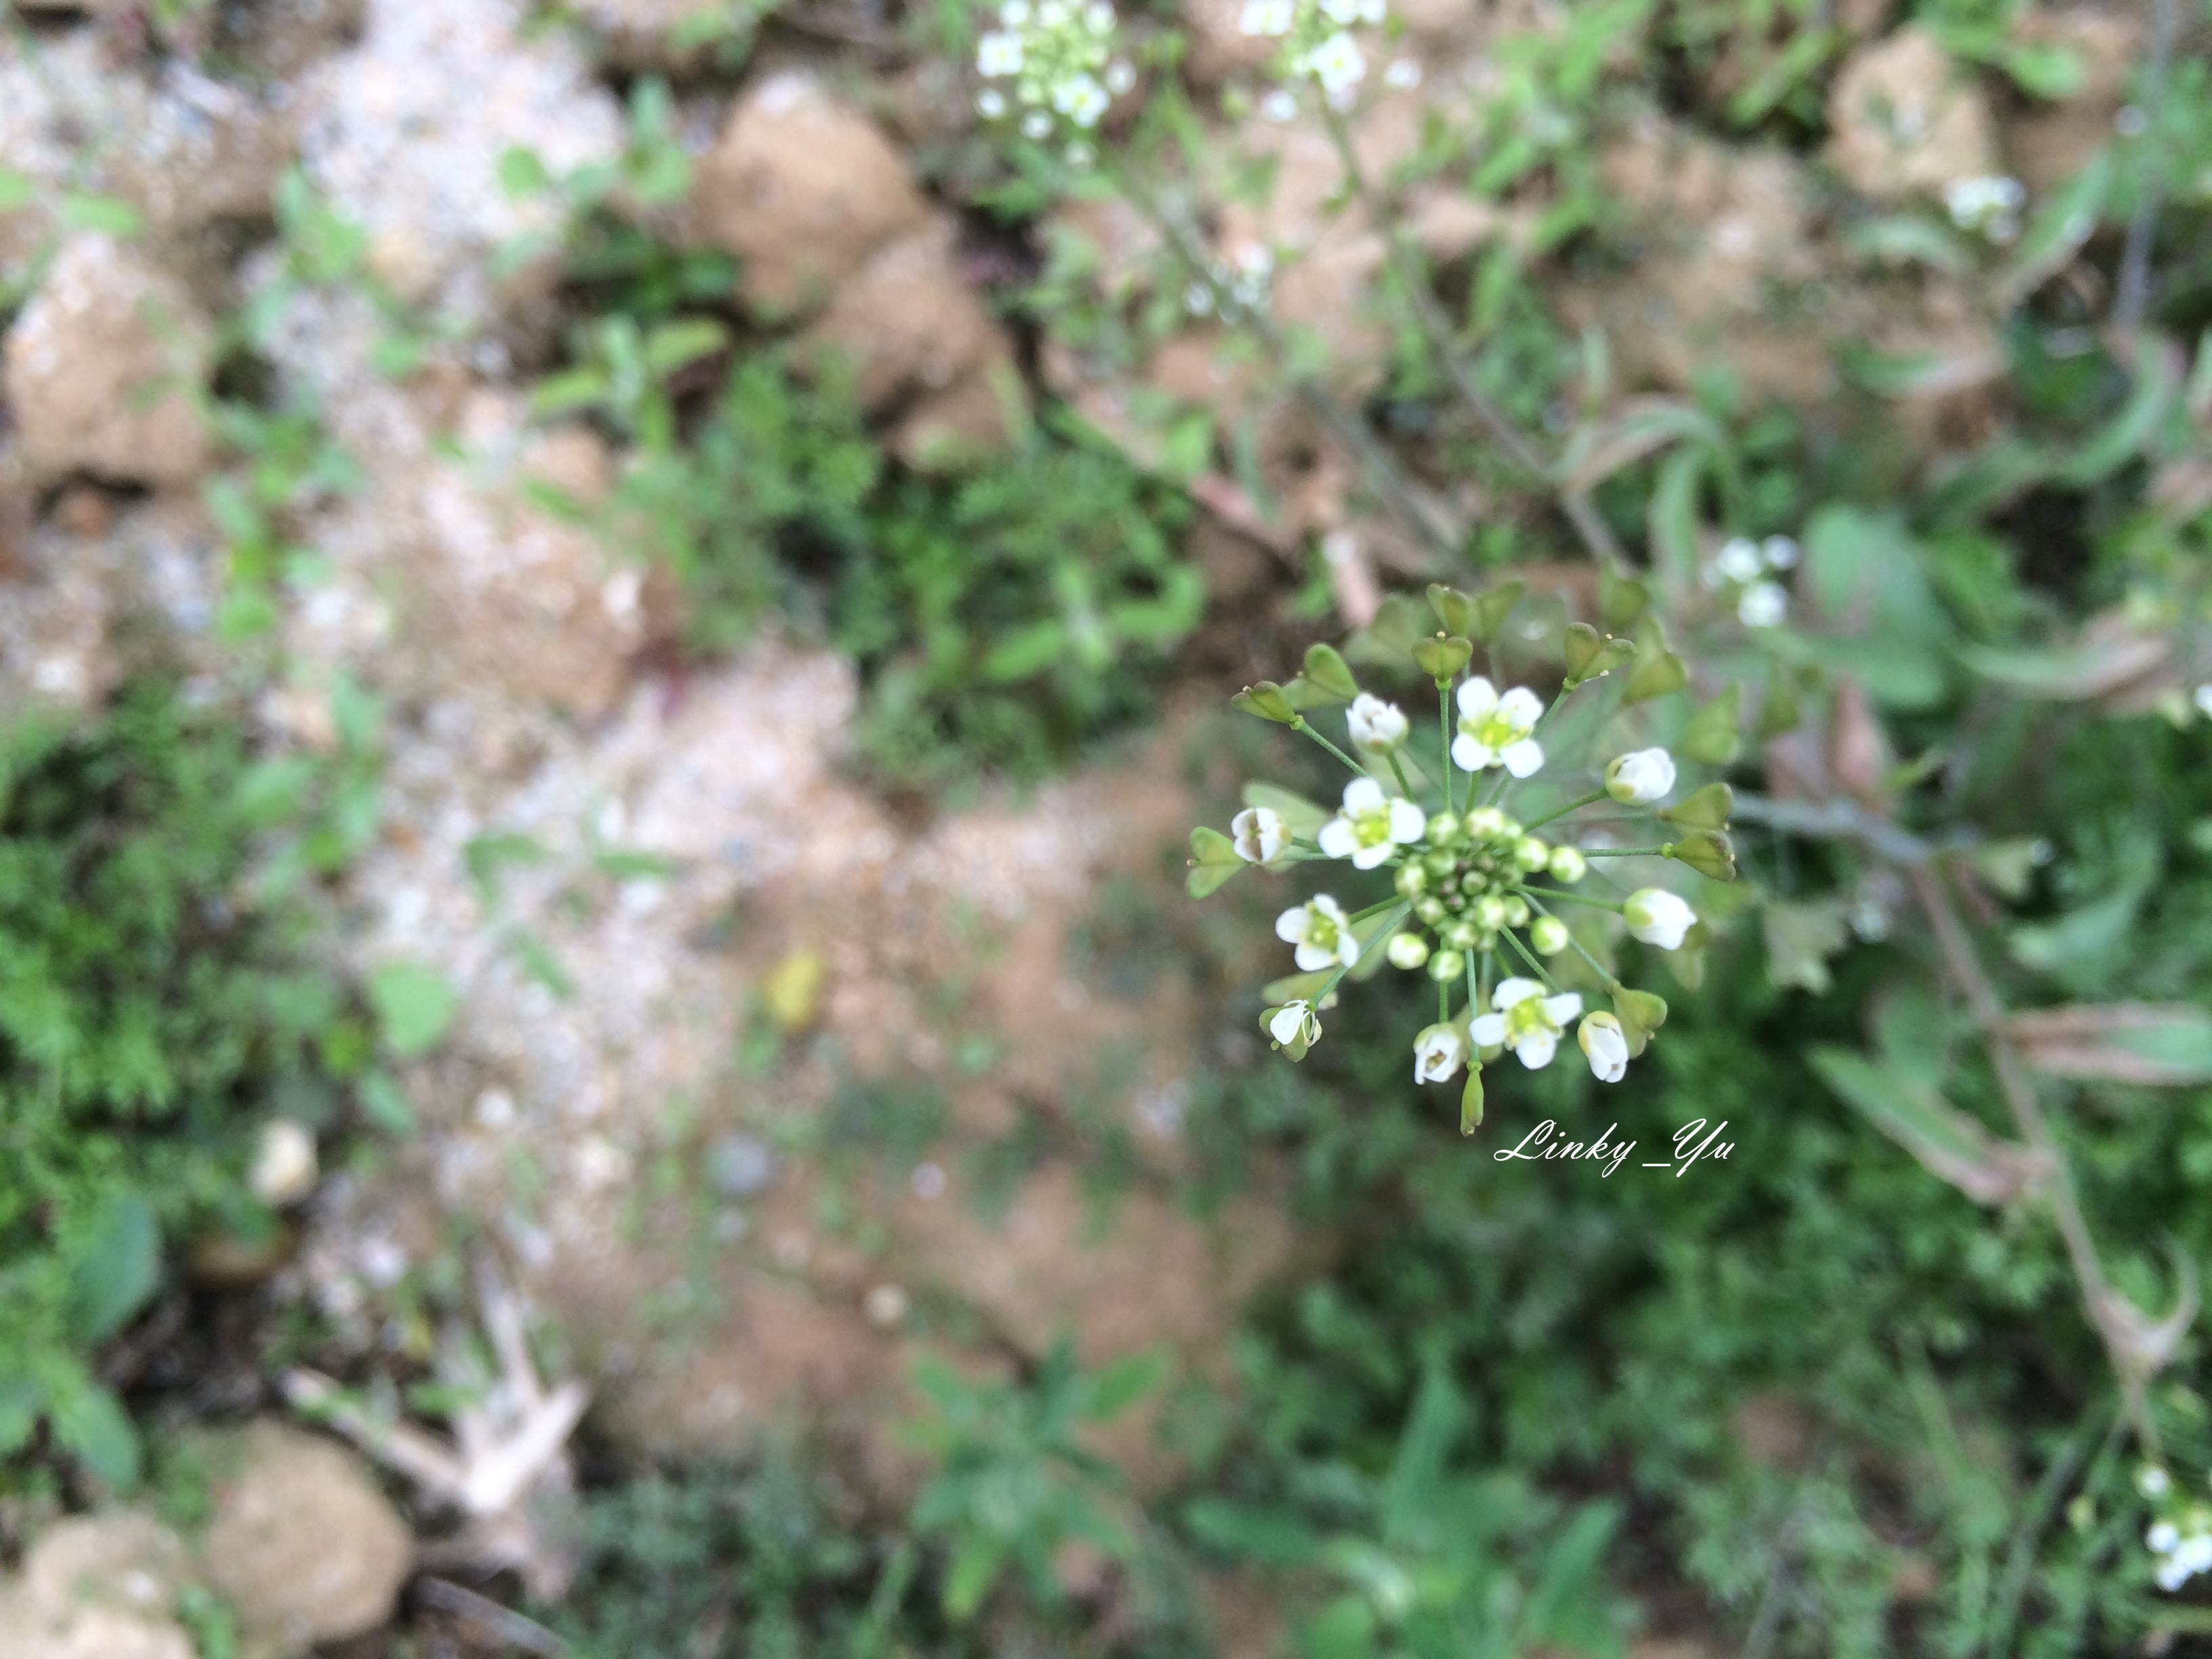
top-left (2003, 1004), bottom-right (2212, 1086)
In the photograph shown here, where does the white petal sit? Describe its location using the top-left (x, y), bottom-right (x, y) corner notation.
top-left (1502, 739), bottom-right (1544, 778)
top-left (1589, 1050), bottom-right (1626, 1083)
top-left (1498, 686), bottom-right (1544, 727)
top-left (1450, 735), bottom-right (1494, 772)
top-left (1470, 1014), bottom-right (1507, 1045)
top-left (1311, 894), bottom-right (1348, 924)
top-left (1387, 799), bottom-right (1427, 843)
top-left (1455, 676), bottom-right (1498, 718)
top-left (1336, 931), bottom-right (1361, 966)
top-left (1492, 977), bottom-right (1542, 1008)
top-left (1516, 1029), bottom-right (1557, 1069)
top-left (1352, 840), bottom-right (1393, 869)
top-left (1342, 776), bottom-right (1387, 812)
top-left (1295, 941), bottom-right (1334, 970)
top-left (1542, 992), bottom-right (1584, 1024)
top-left (1276, 907), bottom-right (1309, 943)
top-left (1269, 1004), bottom-right (1306, 1043)
top-left (1318, 819), bottom-right (1357, 859)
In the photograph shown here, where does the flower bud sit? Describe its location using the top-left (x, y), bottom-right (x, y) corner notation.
top-left (1347, 692), bottom-right (1408, 753)
top-left (1460, 1067), bottom-right (1485, 1134)
top-left (1515, 836), bottom-right (1550, 872)
top-left (1427, 948), bottom-right (1465, 983)
top-left (1502, 896), bottom-right (1529, 927)
top-left (1413, 1023), bottom-right (1464, 1084)
top-left (1416, 896), bottom-right (1447, 925)
top-left (1387, 931), bottom-right (1431, 970)
top-left (1548, 846), bottom-right (1587, 883)
top-left (1464, 807), bottom-right (1507, 840)
top-left (1531, 916), bottom-right (1570, 955)
top-left (1474, 895), bottom-right (1509, 930)
top-left (1578, 1012), bottom-right (1629, 1082)
top-left (1425, 812), bottom-right (1460, 846)
top-left (1604, 747), bottom-right (1676, 805)
top-left (1443, 919), bottom-right (1478, 950)
top-left (1667, 828), bottom-right (1738, 882)
top-left (1395, 863), bottom-right (1428, 898)
top-left (1230, 805), bottom-right (1289, 864)
top-left (1624, 888), bottom-right (1696, 949)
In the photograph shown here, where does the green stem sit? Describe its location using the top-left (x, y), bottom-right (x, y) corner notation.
top-left (1349, 897), bottom-right (1401, 922)
top-left (1520, 890), bottom-right (1618, 985)
top-left (1292, 716), bottom-right (1365, 778)
top-left (1437, 682), bottom-right (1455, 817)
top-left (1387, 750), bottom-right (1414, 798)
top-left (1517, 884), bottom-right (1626, 914)
top-left (1583, 844), bottom-right (1673, 859)
top-left (1520, 789), bottom-right (1609, 833)
top-left (1498, 925), bottom-right (1559, 989)
top-left (1310, 900), bottom-right (1412, 1010)
top-left (1437, 976), bottom-right (1449, 1025)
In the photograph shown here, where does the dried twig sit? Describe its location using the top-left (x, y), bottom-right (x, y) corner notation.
top-left (416, 1576), bottom-right (569, 1657)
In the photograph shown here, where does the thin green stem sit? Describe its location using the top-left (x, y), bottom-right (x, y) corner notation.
top-left (1387, 750), bottom-right (1414, 798)
top-left (1498, 925), bottom-right (1559, 989)
top-left (1583, 845), bottom-right (1673, 859)
top-left (1309, 900), bottom-right (1412, 1011)
top-left (1521, 789), bottom-right (1609, 833)
top-left (1437, 682), bottom-right (1455, 816)
top-left (1517, 884), bottom-right (1625, 914)
top-left (1519, 890), bottom-right (1618, 985)
top-left (1437, 975), bottom-right (1449, 1025)
top-left (1349, 897), bottom-right (1401, 923)
top-left (1292, 716), bottom-right (1365, 777)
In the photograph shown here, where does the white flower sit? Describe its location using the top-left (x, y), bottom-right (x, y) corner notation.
top-left (1762, 535), bottom-right (1799, 570)
top-left (977, 88), bottom-right (1007, 117)
top-left (1055, 73), bottom-right (1109, 125)
top-left (1317, 777), bottom-right (1426, 869)
top-left (1105, 58), bottom-right (1136, 94)
top-left (2139, 1466), bottom-right (2174, 1499)
top-left (977, 30), bottom-right (1025, 75)
top-left (1413, 1022), bottom-right (1464, 1083)
top-left (1717, 536), bottom-right (1763, 583)
top-left (1624, 888), bottom-right (1696, 950)
top-left (2194, 684), bottom-right (2212, 719)
top-left (1304, 32), bottom-right (1366, 96)
top-left (249, 1119), bottom-right (319, 1205)
top-left (1084, 0), bottom-right (1114, 31)
top-left (1578, 1012), bottom-right (1629, 1082)
top-left (1064, 140), bottom-right (1095, 167)
top-left (1239, 0), bottom-right (1294, 33)
top-left (1318, 0), bottom-right (1363, 22)
top-left (1386, 931), bottom-right (1430, 970)
top-left (1021, 109), bottom-right (1053, 138)
top-left (1383, 58), bottom-right (1421, 87)
top-left (1231, 805), bottom-right (1290, 865)
top-left (2150, 1521), bottom-right (2182, 1553)
top-left (1268, 999), bottom-right (1321, 1047)
top-left (1471, 977), bottom-right (1583, 1071)
top-left (1261, 87), bottom-right (1298, 120)
top-left (1738, 581), bottom-right (1788, 628)
top-left (1000, 0), bottom-right (1031, 22)
top-left (1347, 692), bottom-right (1410, 754)
top-left (1605, 747), bottom-right (1675, 805)
top-left (1277, 894), bottom-right (1360, 970)
top-left (1452, 677), bottom-right (1544, 776)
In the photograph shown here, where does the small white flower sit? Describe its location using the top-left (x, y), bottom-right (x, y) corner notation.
top-left (1268, 998), bottom-right (1321, 1047)
top-left (1578, 1012), bottom-right (1629, 1082)
top-left (1000, 0), bottom-right (1031, 22)
top-left (1383, 58), bottom-right (1421, 88)
top-left (1105, 58), bottom-right (1136, 94)
top-left (1717, 537), bottom-right (1763, 583)
top-left (977, 30), bottom-right (1025, 75)
top-left (1304, 32), bottom-right (1366, 96)
top-left (1239, 0), bottom-right (1294, 33)
top-left (1021, 108), bottom-right (1053, 139)
top-left (2138, 1467), bottom-right (2174, 1500)
top-left (1084, 0), bottom-right (1114, 32)
top-left (1317, 777), bottom-right (1427, 869)
top-left (1277, 894), bottom-right (1360, 971)
top-left (1738, 581), bottom-right (1788, 628)
top-left (1359, 0), bottom-right (1385, 20)
top-left (2194, 684), bottom-right (2212, 719)
top-left (1347, 692), bottom-right (1410, 754)
top-left (1625, 888), bottom-right (1696, 951)
top-left (1055, 73), bottom-right (1109, 125)
top-left (1605, 747), bottom-right (1676, 805)
top-left (1318, 0), bottom-right (1363, 22)
top-left (1231, 805), bottom-right (1290, 865)
top-left (2150, 1521), bottom-right (2182, 1553)
top-left (1386, 931), bottom-right (1430, 970)
top-left (1261, 87), bottom-right (1298, 121)
top-left (1762, 535), bottom-right (1799, 570)
top-left (1413, 1022), bottom-right (1465, 1083)
top-left (1064, 140), bottom-right (1094, 167)
top-left (249, 1118), bottom-right (319, 1206)
top-left (1452, 677), bottom-right (1544, 777)
top-left (1470, 977), bottom-right (1583, 1071)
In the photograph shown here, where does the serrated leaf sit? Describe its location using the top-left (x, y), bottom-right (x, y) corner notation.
top-left (1809, 1046), bottom-right (2046, 1205)
top-left (2003, 1004), bottom-right (2212, 1086)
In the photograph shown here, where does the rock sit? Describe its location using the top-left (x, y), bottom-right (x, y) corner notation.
top-left (0, 1512), bottom-right (197, 1659)
top-left (5, 234), bottom-right (214, 488)
top-left (692, 72), bottom-right (932, 319)
top-left (296, 0), bottom-right (623, 330)
top-left (1826, 25), bottom-right (1999, 200)
top-left (803, 217), bottom-right (1015, 415)
top-left (197, 1421), bottom-right (414, 1658)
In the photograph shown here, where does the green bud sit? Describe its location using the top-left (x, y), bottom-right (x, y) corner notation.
top-left (1676, 685), bottom-right (1743, 765)
top-left (1412, 634), bottom-right (1473, 681)
top-left (1549, 846), bottom-right (1586, 882)
top-left (1443, 920), bottom-right (1478, 950)
top-left (1387, 932), bottom-right (1431, 970)
top-left (1416, 896), bottom-right (1447, 925)
top-left (1467, 580), bottom-right (1525, 644)
top-left (1613, 986), bottom-right (1669, 1057)
top-left (1425, 812), bottom-right (1461, 846)
top-left (1395, 863), bottom-right (1429, 898)
top-left (1515, 836), bottom-right (1550, 872)
top-left (1531, 915), bottom-right (1570, 955)
top-left (1232, 680), bottom-right (1298, 723)
top-left (1298, 642), bottom-right (1359, 703)
top-left (1656, 782), bottom-right (1734, 832)
top-left (1504, 896), bottom-right (1529, 927)
top-left (1460, 1067), bottom-right (1485, 1134)
top-left (1428, 948), bottom-right (1466, 983)
top-left (1667, 828), bottom-right (1738, 882)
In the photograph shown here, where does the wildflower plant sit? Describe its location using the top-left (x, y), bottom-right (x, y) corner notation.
top-left (1189, 579), bottom-right (1738, 1132)
top-left (974, 0), bottom-right (1136, 164)
top-left (1237, 0), bottom-right (1390, 108)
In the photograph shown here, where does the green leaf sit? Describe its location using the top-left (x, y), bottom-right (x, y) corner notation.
top-left (1808, 1046), bottom-right (2045, 1206)
top-left (2053, 337), bottom-right (2181, 487)
top-left (368, 961), bottom-right (458, 1057)
top-left (642, 318), bottom-right (731, 380)
top-left (59, 192), bottom-right (144, 237)
top-left (941, 1534), bottom-right (1006, 1620)
top-left (1082, 1350), bottom-right (1168, 1420)
top-left (1675, 685), bottom-right (1742, 764)
top-left (1955, 633), bottom-right (2167, 701)
top-left (68, 1189), bottom-right (161, 1344)
top-left (0, 167), bottom-right (34, 212)
top-left (1243, 783), bottom-right (1332, 839)
top-left (2003, 1004), bottom-right (2212, 1086)
top-left (979, 619), bottom-right (1065, 683)
top-left (1761, 897), bottom-right (1850, 994)
top-left (0, 1379), bottom-right (43, 1456)
top-left (357, 1068), bottom-right (419, 1134)
top-left (50, 1381), bottom-right (141, 1488)
top-left (1296, 642), bottom-right (1358, 703)
top-left (530, 367), bottom-right (613, 419)
top-left (495, 145), bottom-right (552, 199)
top-left (1183, 1497), bottom-right (1319, 1565)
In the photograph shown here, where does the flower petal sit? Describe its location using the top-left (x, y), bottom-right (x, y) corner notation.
top-left (1470, 1013), bottom-right (1507, 1045)
top-left (1342, 776), bottom-right (1386, 812)
top-left (1276, 907), bottom-right (1308, 943)
top-left (1492, 977), bottom-right (1542, 1008)
top-left (1516, 1029), bottom-right (1557, 1069)
top-left (1542, 992), bottom-right (1584, 1024)
top-left (1502, 739), bottom-right (1544, 778)
top-left (1317, 820), bottom-right (1356, 859)
top-left (1450, 735), bottom-right (1494, 772)
top-left (1498, 686), bottom-right (1544, 727)
top-left (1456, 676), bottom-right (1498, 718)
top-left (1387, 798), bottom-right (1427, 843)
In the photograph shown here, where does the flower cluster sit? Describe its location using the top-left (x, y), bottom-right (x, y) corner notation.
top-left (1239, 0), bottom-right (1387, 107)
top-left (2139, 1466), bottom-right (2212, 1592)
top-left (1702, 533), bottom-right (1796, 630)
top-left (1944, 174), bottom-right (2026, 245)
top-left (1188, 583), bottom-right (1740, 1132)
top-left (975, 0), bottom-right (1135, 161)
